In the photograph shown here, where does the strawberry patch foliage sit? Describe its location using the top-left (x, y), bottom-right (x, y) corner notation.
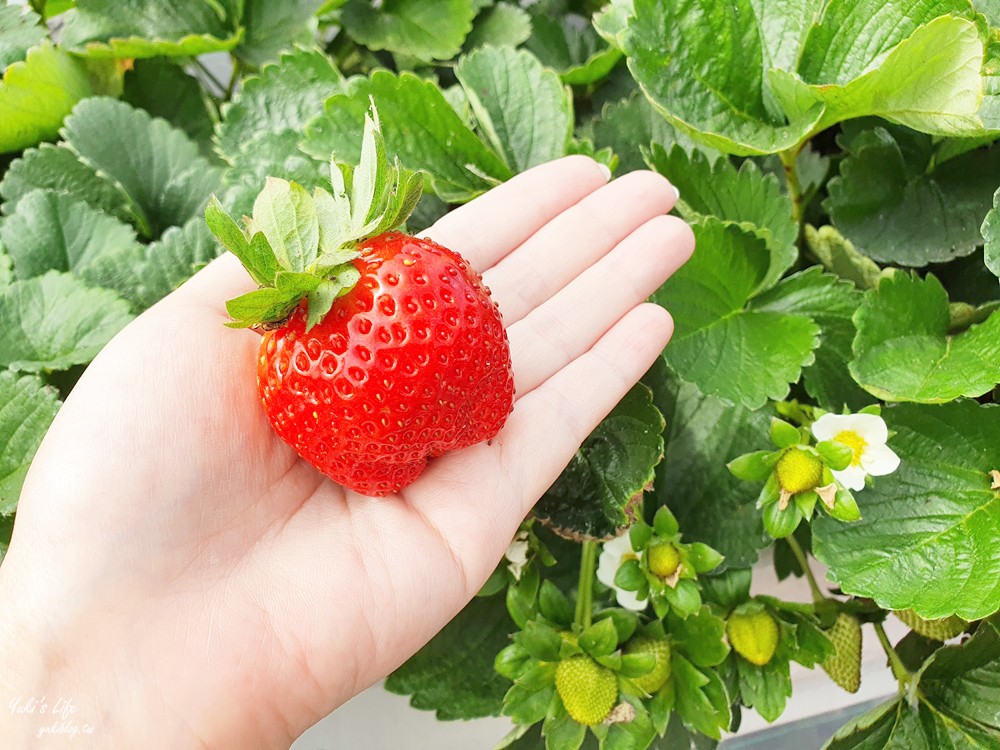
top-left (2, 1), bottom-right (1000, 747)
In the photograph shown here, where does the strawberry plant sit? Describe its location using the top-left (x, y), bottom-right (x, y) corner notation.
top-left (3, 1), bottom-right (1000, 748)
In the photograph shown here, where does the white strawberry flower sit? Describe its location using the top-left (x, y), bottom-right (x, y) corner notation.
top-left (596, 533), bottom-right (648, 612)
top-left (811, 412), bottom-right (900, 491)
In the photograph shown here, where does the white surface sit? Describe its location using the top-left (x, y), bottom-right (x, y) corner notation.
top-left (291, 550), bottom-right (903, 749)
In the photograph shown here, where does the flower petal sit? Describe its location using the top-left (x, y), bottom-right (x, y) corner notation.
top-left (596, 534), bottom-right (632, 587)
top-left (848, 413), bottom-right (889, 444)
top-left (832, 464), bottom-right (867, 491)
top-left (861, 443), bottom-right (900, 476)
top-left (811, 413), bottom-right (847, 442)
top-left (615, 586), bottom-right (649, 612)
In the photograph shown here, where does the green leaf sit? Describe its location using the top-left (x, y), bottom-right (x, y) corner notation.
top-left (623, 0), bottom-right (988, 156)
top-left (534, 383), bottom-right (664, 541)
top-left (0, 43), bottom-right (108, 153)
top-left (205, 196), bottom-right (274, 286)
top-left (340, 0), bottom-right (475, 61)
top-left (824, 620), bottom-right (1000, 749)
top-left (795, 5), bottom-right (985, 136)
top-left (123, 59), bottom-right (215, 154)
top-left (235, 0), bottom-right (325, 67)
top-left (980, 185), bottom-right (1000, 278)
top-left (0, 143), bottom-right (130, 221)
top-left (734, 653), bottom-right (791, 723)
top-left (543, 711), bottom-right (586, 750)
top-left (0, 5), bottom-right (45, 72)
top-left (304, 70), bottom-right (511, 203)
top-left (752, 267), bottom-right (871, 411)
top-left (250, 178), bottom-right (319, 272)
top-left (0, 271), bottom-right (133, 373)
top-left (216, 47), bottom-right (345, 165)
top-left (0, 513), bottom-right (13, 564)
top-left (770, 418), bottom-right (800, 449)
top-left (0, 191), bottom-right (142, 291)
top-left (688, 543), bottom-right (724, 574)
top-left (525, 12), bottom-right (621, 85)
top-left (593, 94), bottom-right (715, 175)
top-left (826, 125), bottom-right (1000, 266)
top-left (850, 271), bottom-right (1000, 403)
top-left (519, 621), bottom-right (564, 662)
top-left (804, 224), bottom-right (882, 291)
top-left (579, 617), bottom-right (619, 658)
top-left (538, 580), bottom-right (574, 627)
top-left (622, 0), bottom-right (823, 156)
top-left (649, 369), bottom-right (770, 570)
top-left (60, 0), bottom-right (240, 58)
top-left (814, 401), bottom-right (1000, 621)
top-left (455, 46), bottom-right (572, 174)
top-left (671, 654), bottom-right (731, 740)
top-left (727, 451), bottom-right (776, 483)
top-left (129, 218), bottom-right (223, 309)
top-left (646, 145), bottom-right (797, 290)
top-left (0, 370), bottom-right (60, 515)
top-left (652, 220), bottom-right (820, 409)
top-left (61, 98), bottom-right (222, 239)
top-left (652, 504), bottom-right (678, 538)
top-left (385, 594), bottom-right (514, 720)
top-left (464, 3), bottom-right (532, 51)
top-left (669, 607), bottom-right (729, 668)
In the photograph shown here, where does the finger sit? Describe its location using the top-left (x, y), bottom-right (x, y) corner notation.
top-left (481, 171), bottom-right (678, 324)
top-left (508, 215), bottom-right (693, 395)
top-left (165, 251), bottom-right (255, 315)
top-left (422, 155), bottom-right (611, 272)
top-left (501, 303), bottom-right (674, 514)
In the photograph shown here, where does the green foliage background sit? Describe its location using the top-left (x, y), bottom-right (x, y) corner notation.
top-left (2, 1), bottom-right (1000, 748)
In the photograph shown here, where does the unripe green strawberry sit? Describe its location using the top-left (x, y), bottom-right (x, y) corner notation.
top-left (775, 448), bottom-right (823, 494)
top-left (555, 656), bottom-right (618, 725)
top-left (623, 635), bottom-right (672, 694)
top-left (896, 609), bottom-right (967, 642)
top-left (647, 542), bottom-right (681, 579)
top-left (727, 611), bottom-right (780, 666)
top-left (822, 614), bottom-right (861, 693)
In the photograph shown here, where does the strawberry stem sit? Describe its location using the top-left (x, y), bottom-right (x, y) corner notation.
top-left (574, 540), bottom-right (598, 630)
top-left (873, 621), bottom-right (912, 690)
top-left (786, 534), bottom-right (826, 604)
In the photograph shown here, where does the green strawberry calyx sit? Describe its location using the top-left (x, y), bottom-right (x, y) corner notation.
top-left (205, 102), bottom-right (424, 330)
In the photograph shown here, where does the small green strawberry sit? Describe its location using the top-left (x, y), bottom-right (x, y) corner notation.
top-left (896, 609), bottom-right (967, 642)
top-left (775, 447), bottom-right (823, 494)
top-left (623, 635), bottom-right (672, 694)
top-left (822, 613), bottom-right (862, 693)
top-left (647, 541), bottom-right (681, 579)
top-left (727, 611), bottom-right (780, 666)
top-left (555, 655), bottom-right (618, 725)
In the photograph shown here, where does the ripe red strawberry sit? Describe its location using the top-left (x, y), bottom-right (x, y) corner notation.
top-left (259, 232), bottom-right (513, 495)
top-left (207, 107), bottom-right (514, 496)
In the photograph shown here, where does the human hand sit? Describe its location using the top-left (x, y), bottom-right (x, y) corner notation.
top-left (0, 157), bottom-right (692, 748)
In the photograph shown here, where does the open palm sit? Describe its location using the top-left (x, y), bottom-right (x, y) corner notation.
top-left (0, 157), bottom-right (691, 748)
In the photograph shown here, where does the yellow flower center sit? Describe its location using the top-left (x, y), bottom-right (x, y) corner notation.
top-left (775, 448), bottom-right (823, 494)
top-left (834, 430), bottom-right (867, 466)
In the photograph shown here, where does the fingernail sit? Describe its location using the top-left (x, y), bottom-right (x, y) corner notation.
top-left (672, 185), bottom-right (681, 201)
top-left (597, 162), bottom-right (612, 181)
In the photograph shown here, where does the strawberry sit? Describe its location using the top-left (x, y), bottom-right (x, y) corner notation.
top-left (206, 107), bottom-right (514, 496)
top-left (727, 610), bottom-right (780, 666)
top-left (822, 614), bottom-right (861, 693)
top-left (646, 541), bottom-right (681, 579)
top-left (895, 609), bottom-right (967, 642)
top-left (555, 655), bottom-right (618, 725)
top-left (623, 635), bottom-right (672, 694)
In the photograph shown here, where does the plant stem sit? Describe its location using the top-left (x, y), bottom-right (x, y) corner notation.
top-left (874, 621), bottom-right (911, 690)
top-left (786, 534), bottom-right (825, 604)
top-left (29, 0), bottom-right (46, 17)
top-left (779, 147), bottom-right (805, 238)
top-left (225, 56), bottom-right (243, 102)
top-left (574, 540), bottom-right (598, 631)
